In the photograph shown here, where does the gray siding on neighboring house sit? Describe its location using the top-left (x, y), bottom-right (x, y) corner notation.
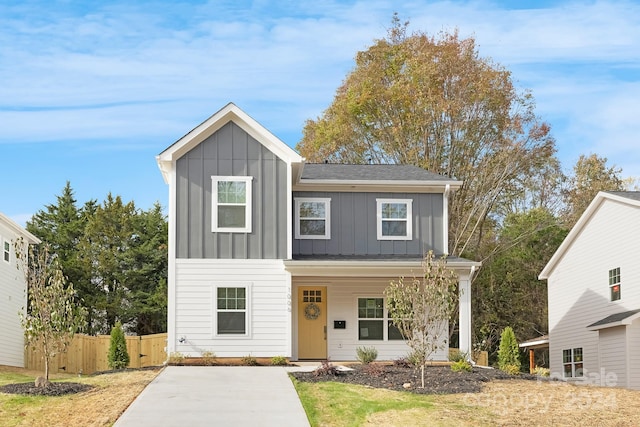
top-left (292, 191), bottom-right (444, 256)
top-left (176, 122), bottom-right (288, 259)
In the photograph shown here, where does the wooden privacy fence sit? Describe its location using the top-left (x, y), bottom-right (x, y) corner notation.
top-left (25, 333), bottom-right (167, 375)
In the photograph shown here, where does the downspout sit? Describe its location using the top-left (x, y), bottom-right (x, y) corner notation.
top-left (443, 184), bottom-right (450, 255)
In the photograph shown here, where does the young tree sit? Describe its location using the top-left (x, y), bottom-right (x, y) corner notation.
top-left (297, 14), bottom-right (557, 257)
top-left (16, 239), bottom-right (86, 385)
top-left (497, 326), bottom-right (521, 372)
top-left (107, 322), bottom-right (130, 370)
top-left (384, 251), bottom-right (459, 387)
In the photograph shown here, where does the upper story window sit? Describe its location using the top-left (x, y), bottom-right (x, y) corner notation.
top-left (609, 267), bottom-right (621, 301)
top-left (295, 198), bottom-right (331, 239)
top-left (212, 176), bottom-right (253, 233)
top-left (376, 199), bottom-right (413, 241)
top-left (2, 239), bottom-right (10, 263)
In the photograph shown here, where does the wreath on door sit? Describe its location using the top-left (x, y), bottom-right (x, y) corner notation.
top-left (304, 302), bottom-right (321, 320)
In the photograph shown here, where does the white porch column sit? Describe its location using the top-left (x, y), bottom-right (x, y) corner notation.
top-left (458, 272), bottom-right (472, 358)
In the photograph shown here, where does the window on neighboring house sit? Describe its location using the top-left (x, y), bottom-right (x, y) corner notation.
top-left (357, 297), bottom-right (405, 341)
top-left (376, 199), bottom-right (413, 240)
top-left (563, 348), bottom-right (583, 378)
top-left (295, 198), bottom-right (331, 239)
top-left (3, 239), bottom-right (10, 263)
top-left (212, 176), bottom-right (252, 233)
top-left (216, 287), bottom-right (248, 335)
top-left (609, 267), bottom-right (621, 301)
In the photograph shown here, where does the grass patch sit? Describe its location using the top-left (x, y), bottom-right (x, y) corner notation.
top-left (292, 377), bottom-right (448, 427)
top-left (0, 365), bottom-right (160, 426)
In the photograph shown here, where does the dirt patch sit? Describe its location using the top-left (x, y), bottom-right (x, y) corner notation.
top-left (291, 364), bottom-right (542, 394)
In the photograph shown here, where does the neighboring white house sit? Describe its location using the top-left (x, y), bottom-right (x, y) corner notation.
top-left (539, 191), bottom-right (640, 389)
top-left (156, 103), bottom-right (480, 361)
top-left (0, 212), bottom-right (40, 367)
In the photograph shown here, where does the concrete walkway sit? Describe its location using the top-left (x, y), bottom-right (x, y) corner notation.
top-left (114, 366), bottom-right (311, 427)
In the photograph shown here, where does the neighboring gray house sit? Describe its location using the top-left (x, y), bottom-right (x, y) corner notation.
top-left (0, 212), bottom-right (40, 367)
top-left (540, 191), bottom-right (640, 389)
top-left (157, 103), bottom-right (480, 361)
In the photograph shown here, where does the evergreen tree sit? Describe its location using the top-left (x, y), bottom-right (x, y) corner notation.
top-left (107, 322), bottom-right (130, 370)
top-left (497, 326), bottom-right (520, 371)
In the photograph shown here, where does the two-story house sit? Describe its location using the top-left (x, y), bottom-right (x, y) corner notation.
top-left (157, 103), bottom-right (480, 361)
top-left (0, 212), bottom-right (40, 367)
top-left (540, 191), bottom-right (640, 389)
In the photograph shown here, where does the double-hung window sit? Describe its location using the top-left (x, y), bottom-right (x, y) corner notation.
top-left (295, 198), bottom-right (331, 239)
top-left (609, 267), bottom-right (621, 301)
top-left (563, 348), bottom-right (583, 378)
top-left (357, 297), bottom-right (404, 341)
top-left (2, 239), bottom-right (10, 263)
top-left (212, 176), bottom-right (252, 233)
top-left (216, 286), bottom-right (248, 335)
top-left (376, 199), bottom-right (412, 240)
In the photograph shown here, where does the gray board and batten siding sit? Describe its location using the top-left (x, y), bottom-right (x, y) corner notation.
top-left (293, 191), bottom-right (445, 257)
top-left (175, 121), bottom-right (288, 260)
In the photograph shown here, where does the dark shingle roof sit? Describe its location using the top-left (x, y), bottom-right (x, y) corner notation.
top-left (300, 163), bottom-right (455, 182)
top-left (587, 309), bottom-right (640, 328)
top-left (605, 191), bottom-right (640, 201)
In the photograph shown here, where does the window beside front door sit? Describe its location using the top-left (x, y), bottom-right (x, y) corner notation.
top-left (295, 198), bottom-right (331, 239)
top-left (376, 199), bottom-right (413, 240)
top-left (609, 267), bottom-right (621, 301)
top-left (563, 347), bottom-right (583, 378)
top-left (357, 297), bottom-right (405, 341)
top-left (216, 286), bottom-right (248, 335)
top-left (212, 176), bottom-right (253, 233)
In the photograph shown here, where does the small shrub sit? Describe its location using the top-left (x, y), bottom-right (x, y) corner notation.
top-left (270, 356), bottom-right (288, 366)
top-left (393, 357), bottom-right (411, 368)
top-left (450, 360), bottom-right (472, 373)
top-left (202, 351), bottom-right (217, 366)
top-left (498, 327), bottom-right (521, 371)
top-left (533, 366), bottom-right (550, 377)
top-left (362, 363), bottom-right (385, 377)
top-left (448, 349), bottom-right (469, 363)
top-left (356, 346), bottom-right (378, 364)
top-left (168, 352), bottom-right (185, 365)
top-left (313, 359), bottom-right (339, 377)
top-left (406, 350), bottom-right (423, 367)
top-left (502, 364), bottom-right (521, 375)
top-left (241, 355), bottom-right (259, 366)
top-left (107, 322), bottom-right (130, 370)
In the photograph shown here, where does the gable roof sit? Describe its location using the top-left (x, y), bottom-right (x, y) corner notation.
top-left (156, 103), bottom-right (303, 183)
top-left (539, 191), bottom-right (640, 279)
top-left (587, 309), bottom-right (640, 331)
top-left (0, 212), bottom-right (40, 244)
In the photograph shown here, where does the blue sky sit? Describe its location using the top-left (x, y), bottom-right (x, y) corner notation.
top-left (2, 0), bottom-right (639, 226)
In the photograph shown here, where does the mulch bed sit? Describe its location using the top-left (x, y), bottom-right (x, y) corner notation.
top-left (290, 364), bottom-right (540, 394)
top-left (0, 382), bottom-right (93, 396)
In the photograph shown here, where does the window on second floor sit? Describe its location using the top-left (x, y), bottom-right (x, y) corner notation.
top-left (212, 176), bottom-right (253, 233)
top-left (609, 267), bottom-right (621, 301)
top-left (2, 239), bottom-right (10, 264)
top-left (295, 198), bottom-right (331, 239)
top-left (376, 199), bottom-right (413, 241)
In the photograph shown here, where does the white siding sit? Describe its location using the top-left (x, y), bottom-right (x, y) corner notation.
top-left (628, 320), bottom-right (640, 390)
top-left (547, 198), bottom-right (640, 382)
top-left (293, 277), bottom-right (447, 362)
top-left (0, 225), bottom-right (26, 367)
top-left (598, 326), bottom-right (627, 388)
top-left (174, 259), bottom-right (291, 357)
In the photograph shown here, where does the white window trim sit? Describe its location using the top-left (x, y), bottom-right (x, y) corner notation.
top-left (356, 295), bottom-right (404, 342)
top-left (376, 198), bottom-right (413, 241)
top-left (211, 176), bottom-right (253, 233)
top-left (294, 197), bottom-right (331, 239)
top-left (562, 347), bottom-right (583, 378)
top-left (609, 267), bottom-right (621, 302)
top-left (212, 283), bottom-right (252, 338)
top-left (2, 238), bottom-right (10, 264)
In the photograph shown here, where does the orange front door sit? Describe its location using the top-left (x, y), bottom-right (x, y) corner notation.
top-left (298, 286), bottom-right (327, 359)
